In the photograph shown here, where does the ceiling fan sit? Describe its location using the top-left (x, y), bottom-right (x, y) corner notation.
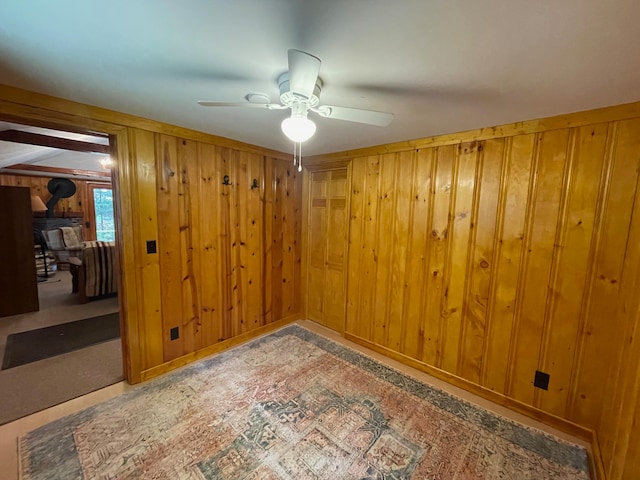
top-left (198, 49), bottom-right (394, 168)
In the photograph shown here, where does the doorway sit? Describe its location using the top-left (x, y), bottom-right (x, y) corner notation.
top-left (0, 119), bottom-right (124, 425)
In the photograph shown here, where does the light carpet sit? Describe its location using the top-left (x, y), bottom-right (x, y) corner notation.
top-left (19, 325), bottom-right (590, 479)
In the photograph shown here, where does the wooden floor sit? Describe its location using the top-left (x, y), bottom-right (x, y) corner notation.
top-left (0, 319), bottom-right (591, 479)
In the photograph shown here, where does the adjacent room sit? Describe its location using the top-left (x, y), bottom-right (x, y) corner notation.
top-left (0, 1), bottom-right (639, 479)
top-left (0, 122), bottom-right (122, 425)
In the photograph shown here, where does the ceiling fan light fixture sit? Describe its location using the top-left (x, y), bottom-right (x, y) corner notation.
top-left (281, 114), bottom-right (316, 143)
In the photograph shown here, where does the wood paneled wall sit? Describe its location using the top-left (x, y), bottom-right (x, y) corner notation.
top-left (305, 108), bottom-right (640, 480)
top-left (128, 130), bottom-right (302, 371)
top-left (3, 84), bottom-right (640, 479)
top-left (0, 169), bottom-right (111, 240)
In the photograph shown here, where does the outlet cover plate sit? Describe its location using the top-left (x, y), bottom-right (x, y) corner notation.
top-left (170, 326), bottom-right (179, 341)
top-left (534, 370), bottom-right (550, 390)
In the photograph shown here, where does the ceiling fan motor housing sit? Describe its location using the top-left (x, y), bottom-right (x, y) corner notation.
top-left (278, 72), bottom-right (322, 108)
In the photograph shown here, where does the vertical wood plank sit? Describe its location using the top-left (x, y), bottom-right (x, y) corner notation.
top-left (267, 158), bottom-right (301, 322)
top-left (281, 163), bottom-right (298, 318)
top-left (292, 163), bottom-right (303, 318)
top-left (482, 134), bottom-right (535, 393)
top-left (508, 128), bottom-right (570, 405)
top-left (351, 156), bottom-right (381, 340)
top-left (197, 142), bottom-right (221, 346)
top-left (601, 134), bottom-right (640, 478)
top-left (345, 157), bottom-right (367, 337)
top-left (235, 151), bottom-right (250, 333)
top-left (263, 156), bottom-right (275, 325)
top-left (372, 153), bottom-right (397, 346)
top-left (270, 159), bottom-right (284, 321)
top-left (459, 138), bottom-right (504, 381)
top-left (421, 145), bottom-right (454, 366)
top-left (440, 141), bottom-right (478, 373)
top-left (386, 151), bottom-right (414, 350)
top-left (217, 146), bottom-right (234, 341)
top-left (248, 153), bottom-right (265, 328)
top-left (155, 134), bottom-right (184, 361)
top-left (401, 149), bottom-right (434, 358)
top-left (178, 138), bottom-right (202, 352)
top-left (228, 149), bottom-right (243, 336)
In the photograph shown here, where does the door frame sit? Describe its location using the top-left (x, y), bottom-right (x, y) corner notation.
top-left (0, 97), bottom-right (137, 383)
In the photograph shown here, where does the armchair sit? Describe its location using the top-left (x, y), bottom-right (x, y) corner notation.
top-left (43, 226), bottom-right (84, 265)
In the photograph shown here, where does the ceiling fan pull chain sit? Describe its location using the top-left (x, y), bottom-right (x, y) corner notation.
top-left (298, 142), bottom-right (303, 172)
top-left (293, 142), bottom-right (297, 166)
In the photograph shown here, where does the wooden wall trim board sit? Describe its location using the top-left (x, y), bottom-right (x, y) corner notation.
top-left (110, 127), bottom-right (140, 383)
top-left (139, 314), bottom-right (301, 382)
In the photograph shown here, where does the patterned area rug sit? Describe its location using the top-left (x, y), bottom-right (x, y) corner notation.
top-left (19, 325), bottom-right (590, 479)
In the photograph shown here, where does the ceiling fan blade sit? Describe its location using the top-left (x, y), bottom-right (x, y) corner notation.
top-left (198, 101), bottom-right (268, 108)
top-left (287, 49), bottom-right (321, 100)
top-left (315, 105), bottom-right (394, 127)
top-left (198, 101), bottom-right (287, 110)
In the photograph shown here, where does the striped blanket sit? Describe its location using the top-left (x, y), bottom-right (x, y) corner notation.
top-left (83, 241), bottom-right (117, 297)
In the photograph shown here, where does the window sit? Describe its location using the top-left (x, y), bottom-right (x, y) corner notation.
top-left (92, 187), bottom-right (115, 241)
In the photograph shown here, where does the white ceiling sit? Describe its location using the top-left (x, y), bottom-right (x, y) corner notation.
top-left (0, 122), bottom-right (109, 172)
top-left (0, 0), bottom-right (639, 158)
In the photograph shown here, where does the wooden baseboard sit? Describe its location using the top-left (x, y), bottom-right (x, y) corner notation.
top-left (343, 331), bottom-right (593, 443)
top-left (140, 314), bottom-right (300, 382)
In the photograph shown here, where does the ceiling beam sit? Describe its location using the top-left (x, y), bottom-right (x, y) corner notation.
top-left (2, 163), bottom-right (111, 180)
top-left (0, 129), bottom-right (109, 154)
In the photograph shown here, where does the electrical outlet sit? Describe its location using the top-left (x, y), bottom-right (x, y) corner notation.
top-left (146, 240), bottom-right (157, 254)
top-left (534, 370), bottom-right (550, 390)
top-left (170, 326), bottom-right (179, 341)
